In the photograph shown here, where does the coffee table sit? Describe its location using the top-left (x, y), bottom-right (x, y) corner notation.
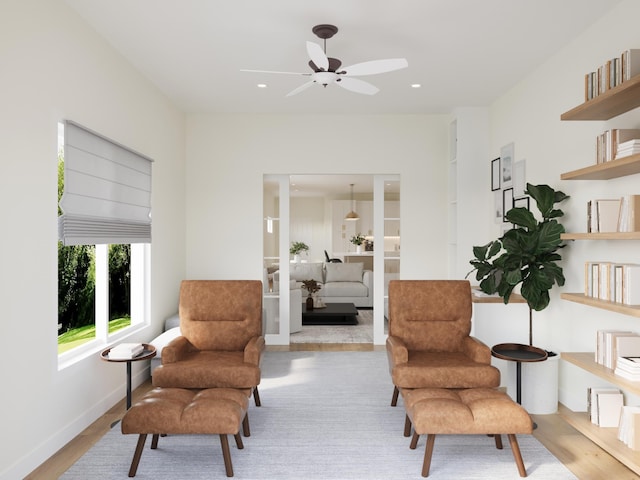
top-left (302, 302), bottom-right (358, 325)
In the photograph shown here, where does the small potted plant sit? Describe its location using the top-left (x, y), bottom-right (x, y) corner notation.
top-left (290, 241), bottom-right (309, 263)
top-left (350, 233), bottom-right (365, 253)
top-left (302, 279), bottom-right (322, 310)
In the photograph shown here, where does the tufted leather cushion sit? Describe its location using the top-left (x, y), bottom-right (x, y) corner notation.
top-left (405, 388), bottom-right (533, 435)
top-left (121, 387), bottom-right (248, 435)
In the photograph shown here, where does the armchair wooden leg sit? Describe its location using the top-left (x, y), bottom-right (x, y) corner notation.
top-left (220, 434), bottom-right (234, 477)
top-left (242, 413), bottom-right (250, 437)
top-left (508, 434), bottom-right (527, 477)
top-left (494, 434), bottom-right (503, 450)
top-left (151, 434), bottom-right (160, 449)
top-left (128, 434), bottom-right (147, 477)
top-left (391, 386), bottom-right (399, 406)
top-left (404, 415), bottom-right (412, 437)
top-left (421, 434), bottom-right (436, 477)
top-left (253, 386), bottom-right (261, 407)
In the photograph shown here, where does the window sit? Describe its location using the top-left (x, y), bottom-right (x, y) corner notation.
top-left (57, 122), bottom-right (151, 362)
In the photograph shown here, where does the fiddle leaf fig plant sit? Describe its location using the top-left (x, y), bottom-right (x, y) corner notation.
top-left (467, 183), bottom-right (570, 345)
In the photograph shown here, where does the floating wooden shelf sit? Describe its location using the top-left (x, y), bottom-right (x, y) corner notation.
top-left (560, 154), bottom-right (640, 180)
top-left (471, 287), bottom-right (526, 304)
top-left (560, 292), bottom-right (640, 317)
top-left (561, 232), bottom-right (640, 240)
top-left (561, 75), bottom-right (640, 121)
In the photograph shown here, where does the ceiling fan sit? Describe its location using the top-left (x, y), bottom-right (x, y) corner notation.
top-left (241, 24), bottom-right (408, 97)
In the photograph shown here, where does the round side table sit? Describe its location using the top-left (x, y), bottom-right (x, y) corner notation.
top-left (491, 343), bottom-right (547, 405)
top-left (100, 343), bottom-right (156, 409)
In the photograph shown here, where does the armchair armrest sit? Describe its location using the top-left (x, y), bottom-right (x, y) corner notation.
top-left (386, 335), bottom-right (409, 372)
top-left (161, 336), bottom-right (195, 364)
top-left (244, 335), bottom-right (266, 366)
top-left (462, 336), bottom-right (492, 364)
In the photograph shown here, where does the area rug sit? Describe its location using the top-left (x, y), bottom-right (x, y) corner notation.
top-left (290, 308), bottom-right (375, 343)
top-left (62, 351), bottom-right (576, 479)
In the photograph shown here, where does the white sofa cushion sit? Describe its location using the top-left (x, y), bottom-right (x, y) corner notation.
top-left (324, 262), bottom-right (364, 282)
top-left (290, 262), bottom-right (324, 283)
top-left (321, 281), bottom-right (368, 297)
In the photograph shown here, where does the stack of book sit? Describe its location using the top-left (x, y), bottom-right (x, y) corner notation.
top-left (585, 48), bottom-right (640, 101)
top-left (615, 356), bottom-right (640, 381)
top-left (588, 387), bottom-right (623, 427)
top-left (586, 263), bottom-right (640, 305)
top-left (109, 342), bottom-right (144, 360)
top-left (618, 195), bottom-right (640, 232)
top-left (616, 139), bottom-right (640, 159)
top-left (619, 406), bottom-right (640, 450)
top-left (595, 129), bottom-right (640, 163)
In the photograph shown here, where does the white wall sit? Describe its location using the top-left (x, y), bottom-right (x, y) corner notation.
top-left (185, 114), bottom-right (450, 281)
top-left (472, 0), bottom-right (640, 410)
top-left (0, 1), bottom-right (186, 477)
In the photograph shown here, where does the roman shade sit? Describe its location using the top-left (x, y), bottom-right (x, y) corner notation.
top-left (58, 120), bottom-right (153, 245)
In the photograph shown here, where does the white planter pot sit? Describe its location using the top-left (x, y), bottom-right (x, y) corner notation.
top-left (356, 245), bottom-right (363, 254)
top-left (521, 353), bottom-right (559, 414)
top-left (293, 254), bottom-right (301, 263)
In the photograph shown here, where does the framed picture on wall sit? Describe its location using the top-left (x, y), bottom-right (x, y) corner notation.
top-left (500, 143), bottom-right (514, 188)
top-left (513, 196), bottom-right (530, 210)
top-left (494, 190), bottom-right (503, 224)
top-left (491, 157), bottom-right (500, 191)
top-left (513, 159), bottom-right (527, 197)
top-left (502, 188), bottom-right (514, 222)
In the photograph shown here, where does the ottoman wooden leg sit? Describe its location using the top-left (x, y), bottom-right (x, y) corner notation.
top-left (508, 434), bottom-right (527, 477)
top-left (421, 434), bottom-right (436, 477)
top-left (128, 434), bottom-right (147, 477)
top-left (234, 433), bottom-right (244, 449)
top-left (494, 434), bottom-right (503, 450)
top-left (391, 386), bottom-right (400, 406)
top-left (410, 431), bottom-right (420, 449)
top-left (151, 434), bottom-right (160, 449)
top-left (220, 434), bottom-right (234, 477)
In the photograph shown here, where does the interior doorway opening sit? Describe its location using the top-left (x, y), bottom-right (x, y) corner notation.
top-left (262, 174), bottom-right (399, 346)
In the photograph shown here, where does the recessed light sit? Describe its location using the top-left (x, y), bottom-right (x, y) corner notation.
top-left (411, 83), bottom-right (421, 88)
top-left (257, 83), bottom-right (267, 88)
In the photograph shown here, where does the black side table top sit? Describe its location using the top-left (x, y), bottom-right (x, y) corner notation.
top-left (491, 343), bottom-right (548, 363)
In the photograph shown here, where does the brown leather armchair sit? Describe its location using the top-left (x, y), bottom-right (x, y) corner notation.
top-left (386, 280), bottom-right (500, 406)
top-left (152, 280), bottom-right (265, 406)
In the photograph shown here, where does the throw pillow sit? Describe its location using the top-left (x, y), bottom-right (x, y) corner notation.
top-left (325, 262), bottom-right (364, 283)
top-left (290, 262), bottom-right (324, 283)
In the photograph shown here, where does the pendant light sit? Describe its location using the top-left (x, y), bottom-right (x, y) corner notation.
top-left (344, 183), bottom-right (359, 221)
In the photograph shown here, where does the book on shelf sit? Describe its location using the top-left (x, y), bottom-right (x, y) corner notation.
top-left (596, 330), bottom-right (631, 365)
top-left (108, 342), bottom-right (144, 360)
top-left (588, 387), bottom-right (623, 427)
top-left (586, 264), bottom-right (640, 305)
top-left (587, 199), bottom-right (621, 233)
top-left (615, 356), bottom-right (640, 380)
top-left (585, 49), bottom-right (640, 101)
top-left (619, 406), bottom-right (640, 450)
top-left (616, 139), bottom-right (640, 159)
top-left (617, 195), bottom-right (640, 232)
top-left (596, 129), bottom-right (640, 163)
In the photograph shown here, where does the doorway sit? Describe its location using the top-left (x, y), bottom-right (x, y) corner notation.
top-left (263, 174), bottom-right (399, 346)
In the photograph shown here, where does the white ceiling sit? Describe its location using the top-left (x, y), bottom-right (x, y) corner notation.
top-left (65, 0), bottom-right (621, 115)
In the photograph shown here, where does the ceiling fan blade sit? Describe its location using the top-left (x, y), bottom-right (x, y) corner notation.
top-left (240, 69), bottom-right (310, 76)
top-left (286, 80), bottom-right (316, 97)
top-left (340, 58), bottom-right (408, 76)
top-left (336, 77), bottom-right (379, 95)
top-left (306, 41), bottom-right (329, 71)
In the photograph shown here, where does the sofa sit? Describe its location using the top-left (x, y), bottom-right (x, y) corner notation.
top-left (273, 262), bottom-right (373, 308)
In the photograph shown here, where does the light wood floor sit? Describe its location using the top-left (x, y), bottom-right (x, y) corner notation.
top-left (26, 343), bottom-right (640, 480)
